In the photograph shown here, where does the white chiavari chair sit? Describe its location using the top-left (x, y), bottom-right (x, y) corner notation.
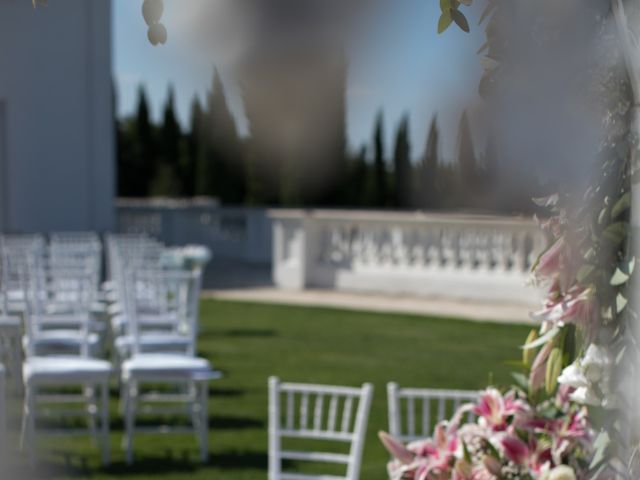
top-left (0, 234), bottom-right (45, 315)
top-left (20, 258), bottom-right (112, 466)
top-left (114, 268), bottom-right (202, 363)
top-left (22, 256), bottom-right (102, 357)
top-left (0, 246), bottom-right (23, 391)
top-left (386, 383), bottom-right (479, 444)
top-left (120, 267), bottom-right (220, 465)
top-left (268, 377), bottom-right (374, 480)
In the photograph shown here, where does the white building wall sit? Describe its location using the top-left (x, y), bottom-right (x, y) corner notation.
top-left (0, 0), bottom-right (114, 233)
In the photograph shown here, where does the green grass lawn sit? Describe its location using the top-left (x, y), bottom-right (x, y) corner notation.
top-left (12, 299), bottom-right (531, 479)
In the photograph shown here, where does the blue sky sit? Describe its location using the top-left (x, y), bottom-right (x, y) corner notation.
top-left (113, 0), bottom-right (483, 161)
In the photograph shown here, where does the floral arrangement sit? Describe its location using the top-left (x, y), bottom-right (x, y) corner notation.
top-left (379, 387), bottom-right (595, 480)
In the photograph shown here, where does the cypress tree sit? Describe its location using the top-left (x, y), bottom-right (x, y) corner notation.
top-left (456, 110), bottom-right (477, 208)
top-left (134, 86), bottom-right (156, 196)
top-left (150, 85), bottom-right (183, 196)
top-left (183, 96), bottom-right (204, 197)
top-left (393, 115), bottom-right (411, 208)
top-left (373, 112), bottom-right (388, 207)
top-left (352, 146), bottom-right (368, 207)
top-left (421, 115), bottom-right (440, 210)
top-left (197, 70), bottom-right (243, 203)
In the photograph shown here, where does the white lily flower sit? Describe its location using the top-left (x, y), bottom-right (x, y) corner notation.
top-left (548, 465), bottom-right (577, 480)
top-left (557, 363), bottom-right (589, 389)
top-left (602, 392), bottom-right (619, 410)
top-left (582, 344), bottom-right (612, 383)
top-left (570, 386), bottom-right (600, 406)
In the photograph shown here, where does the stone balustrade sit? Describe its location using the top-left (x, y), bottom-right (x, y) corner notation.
top-left (270, 210), bottom-right (547, 305)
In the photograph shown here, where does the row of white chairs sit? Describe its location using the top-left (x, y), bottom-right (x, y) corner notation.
top-left (0, 232), bottom-right (220, 466)
top-left (268, 378), bottom-right (479, 480)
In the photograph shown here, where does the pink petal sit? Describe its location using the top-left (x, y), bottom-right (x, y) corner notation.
top-left (379, 431), bottom-right (414, 465)
top-left (501, 435), bottom-right (530, 465)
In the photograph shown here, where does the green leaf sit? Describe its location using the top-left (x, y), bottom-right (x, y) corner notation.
top-left (611, 192), bottom-right (631, 219)
top-left (462, 440), bottom-right (472, 463)
top-left (511, 372), bottom-right (529, 390)
top-left (610, 268), bottom-right (629, 286)
top-left (450, 8), bottom-right (470, 32)
top-left (602, 222), bottom-right (628, 247)
top-left (439, 0), bottom-right (451, 13)
top-left (576, 264), bottom-right (596, 283)
top-left (522, 326), bottom-right (560, 350)
top-left (589, 431), bottom-right (610, 469)
top-left (597, 206), bottom-right (609, 225)
top-left (505, 360), bottom-right (528, 370)
top-left (616, 293), bottom-right (628, 313)
top-left (437, 12), bottom-right (453, 33)
top-left (618, 256), bottom-right (636, 276)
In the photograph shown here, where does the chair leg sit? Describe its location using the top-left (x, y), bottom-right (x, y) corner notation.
top-left (21, 383), bottom-right (37, 466)
top-left (0, 368), bottom-right (5, 464)
top-left (11, 336), bottom-right (22, 392)
top-left (124, 379), bottom-right (135, 465)
top-left (85, 385), bottom-right (97, 446)
top-left (100, 381), bottom-right (110, 466)
top-left (198, 380), bottom-right (209, 463)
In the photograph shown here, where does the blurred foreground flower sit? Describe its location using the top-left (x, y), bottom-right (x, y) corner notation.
top-left (380, 388), bottom-right (593, 480)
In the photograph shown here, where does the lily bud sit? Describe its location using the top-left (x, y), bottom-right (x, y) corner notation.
top-left (545, 347), bottom-right (563, 395)
top-left (523, 329), bottom-right (538, 366)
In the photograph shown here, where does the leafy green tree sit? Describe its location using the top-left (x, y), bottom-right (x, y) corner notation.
top-left (393, 115), bottom-right (412, 208)
top-left (372, 112), bottom-right (388, 207)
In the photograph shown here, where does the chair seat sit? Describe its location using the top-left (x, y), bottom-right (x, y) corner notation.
top-left (111, 313), bottom-right (180, 332)
top-left (23, 330), bottom-right (100, 353)
top-left (32, 314), bottom-right (102, 330)
top-left (42, 302), bottom-right (106, 315)
top-left (0, 315), bottom-right (21, 329)
top-left (24, 356), bottom-right (111, 384)
top-left (115, 332), bottom-right (191, 353)
top-left (122, 354), bottom-right (215, 380)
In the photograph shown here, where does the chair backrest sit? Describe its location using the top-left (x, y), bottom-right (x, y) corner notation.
top-left (386, 383), bottom-right (479, 444)
top-left (124, 268), bottom-right (202, 356)
top-left (0, 235), bottom-right (45, 308)
top-left (22, 256), bottom-right (95, 358)
top-left (268, 377), bottom-right (373, 480)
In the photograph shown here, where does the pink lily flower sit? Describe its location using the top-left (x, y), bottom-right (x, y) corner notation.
top-left (381, 421), bottom-right (461, 480)
top-left (473, 389), bottom-right (530, 431)
top-left (535, 237), bottom-right (566, 279)
top-left (534, 236), bottom-right (579, 293)
top-left (379, 431), bottom-right (414, 465)
top-left (501, 434), bottom-right (552, 476)
top-left (532, 287), bottom-right (596, 326)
